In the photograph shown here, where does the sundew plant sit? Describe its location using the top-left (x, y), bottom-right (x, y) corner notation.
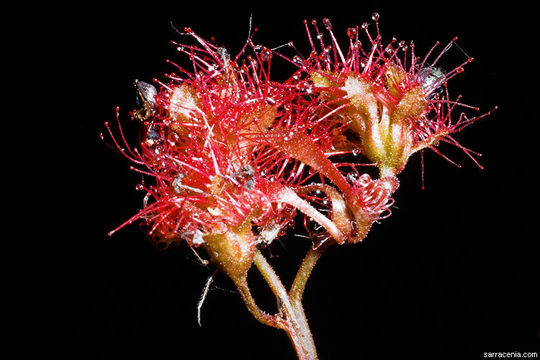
top-left (103, 14), bottom-right (495, 359)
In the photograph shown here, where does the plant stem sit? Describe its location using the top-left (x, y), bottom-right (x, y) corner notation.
top-left (253, 250), bottom-right (318, 360)
top-left (289, 240), bottom-right (332, 305)
top-left (234, 278), bottom-right (284, 330)
top-left (274, 185), bottom-right (345, 243)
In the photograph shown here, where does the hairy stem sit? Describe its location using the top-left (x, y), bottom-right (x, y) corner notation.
top-left (234, 278), bottom-right (284, 330)
top-left (274, 185), bottom-right (345, 243)
top-left (297, 184), bottom-right (352, 243)
top-left (289, 240), bottom-right (332, 305)
top-left (253, 250), bottom-right (318, 360)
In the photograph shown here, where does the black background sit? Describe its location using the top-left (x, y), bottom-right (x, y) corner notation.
top-left (12, 1), bottom-right (539, 359)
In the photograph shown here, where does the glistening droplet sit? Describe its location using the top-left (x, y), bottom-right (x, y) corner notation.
top-left (323, 18), bottom-right (332, 30)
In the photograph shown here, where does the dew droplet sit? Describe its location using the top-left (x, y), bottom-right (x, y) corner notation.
top-left (261, 47), bottom-right (273, 61)
top-left (352, 148), bottom-right (361, 156)
top-left (347, 27), bottom-right (357, 39)
top-left (296, 80), bottom-right (310, 91)
top-left (371, 12), bottom-right (380, 21)
top-left (293, 55), bottom-right (303, 64)
top-left (323, 18), bottom-right (332, 29)
top-left (361, 22), bottom-right (369, 30)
